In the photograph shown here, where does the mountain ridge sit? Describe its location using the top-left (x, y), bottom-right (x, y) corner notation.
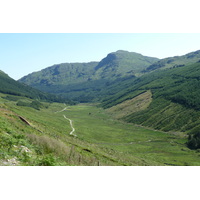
top-left (144, 49), bottom-right (200, 72)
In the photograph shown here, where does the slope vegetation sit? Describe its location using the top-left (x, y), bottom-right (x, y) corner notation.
top-left (106, 90), bottom-right (152, 119)
top-left (102, 61), bottom-right (200, 149)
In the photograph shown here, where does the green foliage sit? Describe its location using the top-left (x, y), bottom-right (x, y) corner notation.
top-left (186, 125), bottom-right (200, 149)
top-left (30, 100), bottom-right (43, 110)
top-left (0, 131), bottom-right (34, 165)
top-left (2, 95), bottom-right (22, 101)
top-left (187, 133), bottom-right (200, 150)
top-left (37, 154), bottom-right (57, 166)
top-left (16, 100), bottom-right (44, 110)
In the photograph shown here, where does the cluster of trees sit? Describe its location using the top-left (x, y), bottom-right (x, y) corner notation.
top-left (16, 100), bottom-right (45, 110)
top-left (187, 122), bottom-right (200, 149)
top-left (187, 132), bottom-right (200, 149)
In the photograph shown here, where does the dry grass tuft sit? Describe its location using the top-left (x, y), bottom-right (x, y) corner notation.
top-left (107, 90), bottom-right (152, 119)
top-left (27, 134), bottom-right (71, 157)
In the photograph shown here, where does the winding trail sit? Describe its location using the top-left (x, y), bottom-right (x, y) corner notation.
top-left (55, 106), bottom-right (69, 113)
top-left (63, 115), bottom-right (76, 136)
top-left (55, 106), bottom-right (76, 137)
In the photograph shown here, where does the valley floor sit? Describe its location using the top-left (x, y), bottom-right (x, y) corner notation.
top-left (1, 95), bottom-right (200, 166)
top-left (57, 104), bottom-right (200, 166)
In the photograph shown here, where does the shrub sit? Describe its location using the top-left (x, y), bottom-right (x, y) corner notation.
top-left (187, 132), bottom-right (200, 149)
top-left (37, 154), bottom-right (57, 166)
top-left (16, 100), bottom-right (44, 110)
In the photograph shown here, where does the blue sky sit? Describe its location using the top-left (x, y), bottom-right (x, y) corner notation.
top-left (1, 33), bottom-right (200, 80)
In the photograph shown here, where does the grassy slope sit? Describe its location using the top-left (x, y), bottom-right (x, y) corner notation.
top-left (106, 90), bottom-right (152, 119)
top-left (1, 94), bottom-right (200, 166)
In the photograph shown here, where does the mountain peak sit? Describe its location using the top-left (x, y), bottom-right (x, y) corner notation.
top-left (115, 50), bottom-right (129, 53)
top-left (94, 50), bottom-right (159, 75)
top-left (111, 50), bottom-right (142, 56)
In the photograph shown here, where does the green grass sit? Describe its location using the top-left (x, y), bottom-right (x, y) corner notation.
top-left (0, 97), bottom-right (136, 166)
top-left (53, 104), bottom-right (200, 166)
top-left (1, 94), bottom-right (200, 166)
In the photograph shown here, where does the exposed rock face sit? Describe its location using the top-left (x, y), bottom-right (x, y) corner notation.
top-left (1, 157), bottom-right (19, 166)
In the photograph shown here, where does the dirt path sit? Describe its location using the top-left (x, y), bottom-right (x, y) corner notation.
top-left (55, 106), bottom-right (76, 136)
top-left (63, 115), bottom-right (76, 136)
top-left (55, 106), bottom-right (69, 113)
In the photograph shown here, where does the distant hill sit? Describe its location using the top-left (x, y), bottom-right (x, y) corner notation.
top-left (20, 62), bottom-right (98, 87)
top-left (19, 50), bottom-right (159, 101)
top-left (144, 50), bottom-right (200, 72)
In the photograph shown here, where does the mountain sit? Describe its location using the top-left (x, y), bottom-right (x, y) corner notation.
top-left (19, 50), bottom-right (159, 101)
top-left (144, 50), bottom-right (200, 72)
top-left (0, 70), bottom-right (70, 103)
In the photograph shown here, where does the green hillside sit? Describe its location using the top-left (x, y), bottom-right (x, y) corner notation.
top-left (102, 61), bottom-right (200, 149)
top-left (0, 70), bottom-right (72, 104)
top-left (19, 51), bottom-right (158, 101)
top-left (20, 62), bottom-right (98, 86)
